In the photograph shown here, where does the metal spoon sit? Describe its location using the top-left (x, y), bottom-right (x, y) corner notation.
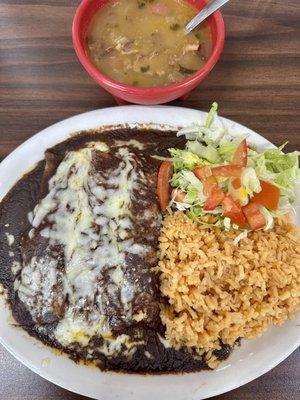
top-left (185, 0), bottom-right (230, 34)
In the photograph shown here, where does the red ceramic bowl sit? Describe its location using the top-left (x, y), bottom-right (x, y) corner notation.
top-left (72, 0), bottom-right (225, 105)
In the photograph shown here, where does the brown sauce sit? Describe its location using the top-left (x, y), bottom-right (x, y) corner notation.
top-left (0, 127), bottom-right (231, 373)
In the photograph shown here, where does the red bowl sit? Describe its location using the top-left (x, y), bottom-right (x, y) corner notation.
top-left (72, 0), bottom-right (225, 105)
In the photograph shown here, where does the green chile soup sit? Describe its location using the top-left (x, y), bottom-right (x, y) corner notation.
top-left (86, 0), bottom-right (213, 87)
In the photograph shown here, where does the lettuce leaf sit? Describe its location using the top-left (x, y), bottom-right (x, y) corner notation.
top-left (176, 123), bottom-right (205, 141)
top-left (218, 136), bottom-right (247, 162)
top-left (187, 205), bottom-right (203, 221)
top-left (241, 167), bottom-right (261, 196)
top-left (163, 103), bottom-right (299, 227)
top-left (185, 186), bottom-right (201, 204)
top-left (204, 102), bottom-right (218, 128)
top-left (259, 206), bottom-right (274, 230)
top-left (170, 171), bottom-right (206, 206)
top-left (168, 148), bottom-right (211, 170)
top-left (186, 141), bottom-right (220, 163)
top-left (250, 145), bottom-right (299, 203)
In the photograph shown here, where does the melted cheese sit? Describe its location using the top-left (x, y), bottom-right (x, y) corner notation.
top-left (86, 141), bottom-right (109, 152)
top-left (115, 139), bottom-right (145, 150)
top-left (11, 260), bottom-right (21, 275)
top-left (158, 334), bottom-right (172, 349)
top-left (5, 232), bottom-right (14, 246)
top-left (98, 334), bottom-right (144, 357)
top-left (55, 308), bottom-right (109, 347)
top-left (17, 256), bottom-right (60, 322)
top-left (17, 141), bottom-right (153, 354)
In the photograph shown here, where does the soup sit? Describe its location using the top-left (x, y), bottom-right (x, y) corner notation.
top-left (86, 0), bottom-right (213, 87)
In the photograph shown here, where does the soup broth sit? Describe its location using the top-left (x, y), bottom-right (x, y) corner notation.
top-left (86, 0), bottom-right (212, 87)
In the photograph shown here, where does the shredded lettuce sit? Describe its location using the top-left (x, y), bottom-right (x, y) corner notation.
top-left (160, 102), bottom-right (299, 230)
top-left (250, 145), bottom-right (299, 202)
top-left (228, 182), bottom-right (249, 206)
top-left (270, 196), bottom-right (293, 217)
top-left (200, 126), bottom-right (226, 147)
top-left (151, 155), bottom-right (172, 161)
top-left (205, 206), bottom-right (223, 215)
top-left (170, 170), bottom-right (206, 206)
top-left (171, 170), bottom-right (201, 189)
top-left (177, 103), bottom-right (231, 147)
top-left (186, 141), bottom-right (220, 163)
top-left (205, 102), bottom-right (218, 128)
top-left (241, 167), bottom-right (261, 196)
top-left (223, 217), bottom-right (231, 230)
top-left (177, 122), bottom-right (205, 141)
top-left (168, 148), bottom-right (209, 170)
top-left (186, 206), bottom-right (225, 228)
top-left (187, 205), bottom-right (203, 221)
top-left (172, 201), bottom-right (192, 211)
top-left (259, 206), bottom-right (274, 230)
top-left (233, 230), bottom-right (249, 245)
top-left (185, 186), bottom-right (201, 204)
top-left (218, 136), bottom-right (247, 162)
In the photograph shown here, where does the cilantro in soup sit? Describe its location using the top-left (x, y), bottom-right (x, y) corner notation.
top-left (86, 0), bottom-right (212, 87)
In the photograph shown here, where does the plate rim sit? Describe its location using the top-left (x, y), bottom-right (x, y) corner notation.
top-left (0, 105), bottom-right (299, 400)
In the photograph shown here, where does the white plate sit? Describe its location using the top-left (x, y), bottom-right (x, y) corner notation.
top-left (0, 106), bottom-right (299, 400)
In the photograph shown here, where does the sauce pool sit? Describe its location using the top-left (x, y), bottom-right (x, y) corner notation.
top-left (86, 0), bottom-right (213, 88)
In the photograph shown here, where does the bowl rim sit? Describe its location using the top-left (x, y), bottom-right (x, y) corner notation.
top-left (72, 0), bottom-right (225, 95)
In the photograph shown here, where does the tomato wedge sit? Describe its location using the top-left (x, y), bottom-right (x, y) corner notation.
top-left (204, 185), bottom-right (225, 211)
top-left (221, 193), bottom-right (246, 226)
top-left (242, 202), bottom-right (266, 230)
top-left (157, 161), bottom-right (173, 211)
top-left (212, 164), bottom-right (243, 178)
top-left (193, 166), bottom-right (212, 180)
top-left (232, 177), bottom-right (242, 189)
top-left (193, 167), bottom-right (225, 211)
top-left (193, 168), bottom-right (216, 195)
top-left (251, 180), bottom-right (280, 210)
top-left (200, 175), bottom-right (217, 196)
top-left (233, 139), bottom-right (248, 167)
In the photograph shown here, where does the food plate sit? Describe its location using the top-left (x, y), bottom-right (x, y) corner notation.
top-left (0, 105), bottom-right (299, 400)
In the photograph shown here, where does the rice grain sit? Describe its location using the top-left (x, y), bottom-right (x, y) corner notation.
top-left (156, 212), bottom-right (300, 367)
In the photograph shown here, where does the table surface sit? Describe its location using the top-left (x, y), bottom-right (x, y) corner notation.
top-left (0, 0), bottom-right (299, 399)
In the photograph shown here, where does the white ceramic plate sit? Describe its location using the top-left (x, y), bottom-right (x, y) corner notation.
top-left (0, 106), bottom-right (299, 400)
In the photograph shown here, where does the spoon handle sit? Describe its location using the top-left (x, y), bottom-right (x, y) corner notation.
top-left (185, 0), bottom-right (229, 34)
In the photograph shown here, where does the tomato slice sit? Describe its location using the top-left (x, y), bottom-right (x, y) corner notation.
top-left (201, 175), bottom-right (218, 196)
top-left (193, 167), bottom-right (225, 211)
top-left (157, 161), bottom-right (173, 211)
top-left (193, 166), bottom-right (212, 180)
top-left (232, 177), bottom-right (242, 189)
top-left (193, 168), bottom-right (216, 196)
top-left (212, 164), bottom-right (243, 178)
top-left (221, 193), bottom-right (246, 226)
top-left (242, 202), bottom-right (266, 230)
top-left (204, 186), bottom-right (225, 211)
top-left (233, 139), bottom-right (248, 167)
top-left (251, 180), bottom-right (280, 210)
